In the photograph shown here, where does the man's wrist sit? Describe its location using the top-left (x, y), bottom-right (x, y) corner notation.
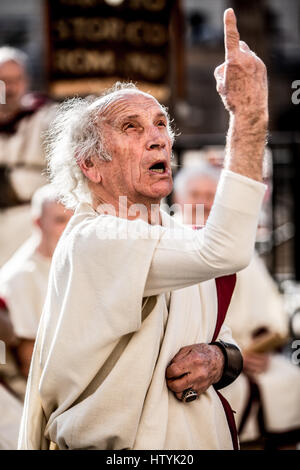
top-left (209, 340), bottom-right (243, 390)
top-left (230, 112), bottom-right (268, 136)
top-left (209, 344), bottom-right (225, 384)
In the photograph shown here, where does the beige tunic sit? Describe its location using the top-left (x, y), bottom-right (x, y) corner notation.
top-left (222, 253), bottom-right (300, 440)
top-left (0, 239), bottom-right (51, 340)
top-left (0, 104), bottom-right (57, 266)
top-left (0, 384), bottom-right (23, 450)
top-left (0, 236), bottom-right (51, 449)
top-left (18, 170), bottom-right (265, 450)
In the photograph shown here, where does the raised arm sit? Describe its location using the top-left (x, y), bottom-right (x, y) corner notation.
top-left (215, 9), bottom-right (268, 181)
top-left (144, 8), bottom-right (267, 296)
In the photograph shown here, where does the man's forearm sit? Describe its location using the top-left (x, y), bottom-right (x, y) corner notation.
top-left (225, 113), bottom-right (268, 182)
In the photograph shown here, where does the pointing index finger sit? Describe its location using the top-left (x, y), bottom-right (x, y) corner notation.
top-left (224, 8), bottom-right (240, 60)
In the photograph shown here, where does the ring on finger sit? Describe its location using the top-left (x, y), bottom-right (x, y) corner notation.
top-left (181, 388), bottom-right (198, 403)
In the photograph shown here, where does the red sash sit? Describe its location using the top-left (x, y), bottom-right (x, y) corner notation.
top-left (213, 274), bottom-right (239, 450)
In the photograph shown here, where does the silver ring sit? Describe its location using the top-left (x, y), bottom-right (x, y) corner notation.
top-left (182, 388), bottom-right (198, 403)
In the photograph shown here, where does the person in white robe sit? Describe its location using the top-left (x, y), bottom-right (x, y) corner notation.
top-left (0, 298), bottom-right (23, 449)
top-left (0, 185), bottom-right (73, 377)
top-left (18, 9), bottom-right (268, 450)
top-left (173, 160), bottom-right (300, 448)
top-left (0, 46), bottom-right (57, 266)
top-left (222, 254), bottom-right (300, 447)
top-left (0, 186), bottom-right (73, 449)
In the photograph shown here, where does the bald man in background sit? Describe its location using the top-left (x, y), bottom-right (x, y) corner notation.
top-left (0, 47), bottom-right (57, 266)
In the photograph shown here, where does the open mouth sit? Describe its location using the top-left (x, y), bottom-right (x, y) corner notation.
top-left (149, 161), bottom-right (166, 174)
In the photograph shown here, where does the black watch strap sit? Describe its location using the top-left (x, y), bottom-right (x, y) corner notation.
top-left (210, 340), bottom-right (243, 390)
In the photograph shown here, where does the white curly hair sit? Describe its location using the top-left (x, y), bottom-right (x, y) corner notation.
top-left (46, 82), bottom-right (175, 210)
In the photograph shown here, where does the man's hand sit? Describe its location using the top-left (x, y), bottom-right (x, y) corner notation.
top-left (243, 351), bottom-right (270, 376)
top-left (166, 343), bottom-right (224, 401)
top-left (215, 9), bottom-right (268, 182)
top-left (0, 307), bottom-right (18, 346)
top-left (215, 9), bottom-right (268, 118)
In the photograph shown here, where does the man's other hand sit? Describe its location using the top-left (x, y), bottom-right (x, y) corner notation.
top-left (166, 343), bottom-right (225, 401)
top-left (243, 351), bottom-right (270, 376)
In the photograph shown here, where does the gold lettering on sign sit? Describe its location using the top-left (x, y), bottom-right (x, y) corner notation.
top-left (124, 53), bottom-right (166, 80)
top-left (72, 17), bottom-right (123, 42)
top-left (53, 19), bottom-right (71, 40)
top-left (143, 0), bottom-right (166, 11)
top-left (129, 0), bottom-right (166, 11)
top-left (125, 21), bottom-right (144, 47)
top-left (53, 17), bottom-right (167, 46)
top-left (50, 77), bottom-right (170, 102)
top-left (125, 21), bottom-right (167, 47)
top-left (69, 18), bottom-right (86, 41)
top-left (59, 0), bottom-right (98, 7)
top-left (54, 49), bottom-right (116, 74)
top-left (144, 23), bottom-right (167, 46)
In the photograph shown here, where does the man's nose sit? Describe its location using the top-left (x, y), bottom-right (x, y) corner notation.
top-left (146, 127), bottom-right (166, 150)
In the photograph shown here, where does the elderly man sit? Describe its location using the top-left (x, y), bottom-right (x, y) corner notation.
top-left (0, 47), bottom-right (57, 266)
top-left (19, 10), bottom-right (268, 450)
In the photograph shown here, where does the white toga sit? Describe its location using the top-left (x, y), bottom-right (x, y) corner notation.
top-left (18, 170), bottom-right (265, 450)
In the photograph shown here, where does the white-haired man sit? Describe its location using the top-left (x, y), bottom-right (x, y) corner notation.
top-left (0, 47), bottom-right (57, 266)
top-left (19, 10), bottom-right (268, 450)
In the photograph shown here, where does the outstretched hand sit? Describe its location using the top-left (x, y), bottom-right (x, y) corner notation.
top-left (215, 9), bottom-right (268, 119)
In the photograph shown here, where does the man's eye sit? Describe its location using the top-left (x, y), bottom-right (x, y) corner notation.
top-left (158, 121), bottom-right (166, 127)
top-left (124, 123), bottom-right (135, 130)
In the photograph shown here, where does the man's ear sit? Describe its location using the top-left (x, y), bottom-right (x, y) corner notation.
top-left (33, 217), bottom-right (42, 230)
top-left (78, 157), bottom-right (102, 184)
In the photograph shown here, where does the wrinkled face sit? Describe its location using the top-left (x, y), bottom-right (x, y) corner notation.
top-left (38, 201), bottom-right (73, 251)
top-left (178, 176), bottom-right (218, 225)
top-left (94, 92), bottom-right (173, 205)
top-left (0, 60), bottom-right (27, 112)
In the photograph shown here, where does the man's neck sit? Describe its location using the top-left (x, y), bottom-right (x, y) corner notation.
top-left (36, 239), bottom-right (54, 259)
top-left (92, 192), bottom-right (162, 225)
top-left (0, 107), bottom-right (19, 125)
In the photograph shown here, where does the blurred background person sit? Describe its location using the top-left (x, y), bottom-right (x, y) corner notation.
top-left (173, 159), bottom-right (300, 450)
top-left (0, 185), bottom-right (73, 449)
top-left (0, 184), bottom-right (73, 378)
top-left (0, 303), bottom-right (23, 450)
top-left (0, 46), bottom-right (57, 267)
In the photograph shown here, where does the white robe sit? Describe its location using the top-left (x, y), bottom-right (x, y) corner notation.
top-left (222, 253), bottom-right (300, 440)
top-left (0, 104), bottom-right (57, 267)
top-left (18, 170), bottom-right (265, 450)
top-left (0, 384), bottom-right (23, 450)
top-left (0, 236), bottom-right (51, 450)
top-left (0, 237), bottom-right (51, 340)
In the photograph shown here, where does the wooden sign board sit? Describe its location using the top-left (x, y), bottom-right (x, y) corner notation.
top-left (46, 0), bottom-right (175, 101)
